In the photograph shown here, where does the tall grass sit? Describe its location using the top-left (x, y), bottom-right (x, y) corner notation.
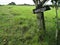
top-left (0, 5), bottom-right (60, 45)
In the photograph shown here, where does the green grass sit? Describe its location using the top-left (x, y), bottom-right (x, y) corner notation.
top-left (0, 5), bottom-right (60, 45)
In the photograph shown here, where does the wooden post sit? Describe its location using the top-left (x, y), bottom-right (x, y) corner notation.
top-left (55, 3), bottom-right (60, 45)
top-left (37, 12), bottom-right (46, 42)
top-left (37, 12), bottom-right (46, 31)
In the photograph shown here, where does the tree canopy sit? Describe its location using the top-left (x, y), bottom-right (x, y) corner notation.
top-left (8, 2), bottom-right (16, 5)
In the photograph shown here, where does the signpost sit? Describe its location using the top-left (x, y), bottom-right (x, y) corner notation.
top-left (33, 0), bottom-right (51, 42)
top-left (33, 0), bottom-right (60, 45)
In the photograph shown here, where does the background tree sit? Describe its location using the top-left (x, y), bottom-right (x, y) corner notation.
top-left (8, 2), bottom-right (16, 5)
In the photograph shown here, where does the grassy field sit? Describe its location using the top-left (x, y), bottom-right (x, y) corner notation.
top-left (0, 5), bottom-right (60, 45)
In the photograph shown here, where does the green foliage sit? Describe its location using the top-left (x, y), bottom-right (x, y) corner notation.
top-left (0, 6), bottom-right (60, 45)
top-left (8, 2), bottom-right (16, 5)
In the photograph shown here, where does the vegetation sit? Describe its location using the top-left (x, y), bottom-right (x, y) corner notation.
top-left (8, 2), bottom-right (16, 5)
top-left (0, 5), bottom-right (60, 45)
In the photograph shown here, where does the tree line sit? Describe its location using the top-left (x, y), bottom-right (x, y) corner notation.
top-left (0, 2), bottom-right (34, 6)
